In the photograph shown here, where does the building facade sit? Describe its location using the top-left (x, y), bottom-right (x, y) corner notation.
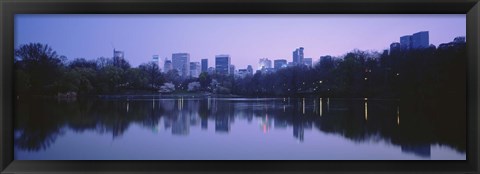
top-left (389, 42), bottom-right (401, 55)
top-left (274, 59), bottom-right (287, 70)
top-left (190, 62), bottom-right (201, 78)
top-left (400, 31), bottom-right (429, 50)
top-left (172, 53), bottom-right (190, 77)
top-left (304, 58), bottom-right (313, 67)
top-left (201, 59), bottom-right (208, 73)
top-left (229, 65), bottom-right (235, 76)
top-left (246, 65), bottom-right (253, 75)
top-left (164, 60), bottom-right (172, 73)
top-left (292, 47), bottom-right (304, 65)
top-left (259, 58), bottom-right (272, 70)
top-left (411, 31), bottom-right (429, 49)
top-left (215, 55), bottom-right (231, 75)
top-left (113, 49), bottom-right (125, 67)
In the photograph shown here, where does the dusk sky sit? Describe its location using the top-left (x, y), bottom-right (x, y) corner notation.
top-left (15, 14), bottom-right (465, 69)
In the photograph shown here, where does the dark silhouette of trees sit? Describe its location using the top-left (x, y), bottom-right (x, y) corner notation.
top-left (15, 43), bottom-right (65, 95)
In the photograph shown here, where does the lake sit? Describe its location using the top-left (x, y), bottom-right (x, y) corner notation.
top-left (14, 96), bottom-right (466, 160)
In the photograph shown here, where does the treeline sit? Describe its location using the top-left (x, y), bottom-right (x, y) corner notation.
top-left (15, 42), bottom-right (466, 99)
top-left (234, 43), bottom-right (466, 99)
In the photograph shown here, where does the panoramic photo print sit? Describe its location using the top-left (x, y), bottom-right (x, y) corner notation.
top-left (14, 14), bottom-right (466, 160)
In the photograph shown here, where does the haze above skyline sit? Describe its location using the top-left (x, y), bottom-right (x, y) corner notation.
top-left (15, 14), bottom-right (465, 69)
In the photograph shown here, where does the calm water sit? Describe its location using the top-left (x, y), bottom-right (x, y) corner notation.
top-left (14, 96), bottom-right (466, 160)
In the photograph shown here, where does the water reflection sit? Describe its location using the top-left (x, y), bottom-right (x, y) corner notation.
top-left (14, 96), bottom-right (466, 159)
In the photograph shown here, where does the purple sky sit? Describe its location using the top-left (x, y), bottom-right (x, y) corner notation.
top-left (15, 14), bottom-right (465, 70)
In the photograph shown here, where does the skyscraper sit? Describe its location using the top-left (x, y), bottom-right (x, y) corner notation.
top-left (152, 55), bottom-right (159, 62)
top-left (274, 59), bottom-right (287, 70)
top-left (292, 47), bottom-right (304, 65)
top-left (164, 59), bottom-right (172, 72)
top-left (201, 59), bottom-right (208, 73)
top-left (320, 55), bottom-right (334, 70)
top-left (215, 55), bottom-right (231, 75)
top-left (304, 58), bottom-right (313, 67)
top-left (229, 65), bottom-right (235, 76)
top-left (247, 65), bottom-right (253, 75)
top-left (190, 62), bottom-right (201, 78)
top-left (113, 49), bottom-right (124, 67)
top-left (152, 55), bottom-right (160, 70)
top-left (172, 53), bottom-right (190, 77)
top-left (400, 35), bottom-right (411, 51)
top-left (259, 58), bottom-right (272, 70)
top-left (400, 31), bottom-right (429, 50)
top-left (411, 31), bottom-right (429, 49)
top-left (390, 42), bottom-right (401, 55)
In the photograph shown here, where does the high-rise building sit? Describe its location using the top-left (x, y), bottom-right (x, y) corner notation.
top-left (152, 55), bottom-right (160, 70)
top-left (237, 69), bottom-right (248, 78)
top-left (190, 62), bottom-right (201, 78)
top-left (246, 65), bottom-right (253, 75)
top-left (411, 31), bottom-right (429, 49)
top-left (152, 55), bottom-right (159, 62)
top-left (215, 55), bottom-right (231, 75)
top-left (319, 55), bottom-right (334, 70)
top-left (292, 47), bottom-right (304, 65)
top-left (229, 65), bottom-right (235, 76)
top-left (208, 67), bottom-right (215, 75)
top-left (201, 59), bottom-right (208, 73)
top-left (113, 49), bottom-right (125, 67)
top-left (400, 31), bottom-right (429, 50)
top-left (259, 58), bottom-right (272, 70)
top-left (304, 58), bottom-right (313, 67)
top-left (390, 42), bottom-right (401, 55)
top-left (400, 35), bottom-right (411, 51)
top-left (164, 59), bottom-right (172, 72)
top-left (274, 59), bottom-right (287, 70)
top-left (172, 53), bottom-right (190, 77)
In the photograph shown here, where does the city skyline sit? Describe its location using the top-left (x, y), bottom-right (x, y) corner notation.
top-left (15, 14), bottom-right (465, 69)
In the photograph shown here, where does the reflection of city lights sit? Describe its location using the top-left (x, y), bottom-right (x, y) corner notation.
top-left (364, 101), bottom-right (368, 120)
top-left (397, 106), bottom-right (400, 125)
top-left (319, 98), bottom-right (323, 117)
top-left (327, 98), bottom-right (330, 111)
top-left (302, 98), bottom-right (305, 114)
top-left (126, 102), bottom-right (129, 112)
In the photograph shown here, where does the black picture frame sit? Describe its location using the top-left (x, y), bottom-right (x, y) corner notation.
top-left (1, 0), bottom-right (479, 173)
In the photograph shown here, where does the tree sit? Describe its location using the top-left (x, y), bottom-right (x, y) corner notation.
top-left (69, 58), bottom-right (97, 70)
top-left (139, 62), bottom-right (163, 90)
top-left (15, 43), bottom-right (64, 94)
top-left (187, 82), bottom-right (201, 92)
top-left (165, 69), bottom-right (182, 85)
top-left (198, 72), bottom-right (212, 89)
top-left (159, 82), bottom-right (175, 93)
